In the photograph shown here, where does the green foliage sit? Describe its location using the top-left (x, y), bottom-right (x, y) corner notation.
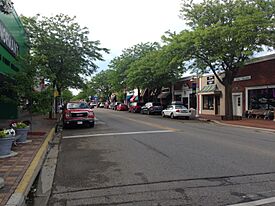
top-left (162, 0), bottom-right (275, 118)
top-left (108, 42), bottom-right (160, 93)
top-left (87, 70), bottom-right (113, 99)
top-left (21, 14), bottom-right (109, 94)
top-left (62, 89), bottom-right (74, 102)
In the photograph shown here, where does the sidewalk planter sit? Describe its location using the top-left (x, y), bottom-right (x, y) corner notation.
top-left (11, 122), bottom-right (30, 143)
top-left (15, 127), bottom-right (29, 143)
top-left (0, 135), bottom-right (13, 156)
top-left (0, 129), bottom-right (15, 156)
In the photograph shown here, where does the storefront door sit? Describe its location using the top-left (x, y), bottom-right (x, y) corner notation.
top-left (233, 94), bottom-right (242, 116)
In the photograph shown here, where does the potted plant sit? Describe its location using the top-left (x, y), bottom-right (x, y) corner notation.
top-left (0, 129), bottom-right (15, 156)
top-left (11, 122), bottom-right (30, 143)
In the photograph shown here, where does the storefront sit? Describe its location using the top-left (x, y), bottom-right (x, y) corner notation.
top-left (232, 54), bottom-right (275, 119)
top-left (198, 75), bottom-right (224, 116)
top-left (0, 4), bottom-right (28, 119)
top-left (172, 77), bottom-right (197, 109)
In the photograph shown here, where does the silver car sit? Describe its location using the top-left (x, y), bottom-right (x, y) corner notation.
top-left (161, 105), bottom-right (191, 119)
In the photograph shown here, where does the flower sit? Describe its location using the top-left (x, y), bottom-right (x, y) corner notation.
top-left (0, 129), bottom-right (15, 138)
top-left (11, 122), bottom-right (28, 129)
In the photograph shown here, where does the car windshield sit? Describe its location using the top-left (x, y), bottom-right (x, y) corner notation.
top-left (67, 102), bottom-right (89, 109)
top-left (175, 105), bottom-right (187, 110)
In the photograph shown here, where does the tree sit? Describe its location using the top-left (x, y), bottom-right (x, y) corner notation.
top-left (165, 0), bottom-right (275, 119)
top-left (87, 70), bottom-right (113, 100)
top-left (108, 42), bottom-right (160, 96)
top-left (21, 14), bottom-right (109, 96)
top-left (126, 46), bottom-right (184, 99)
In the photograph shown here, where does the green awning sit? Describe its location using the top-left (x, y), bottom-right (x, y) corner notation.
top-left (199, 84), bottom-right (221, 95)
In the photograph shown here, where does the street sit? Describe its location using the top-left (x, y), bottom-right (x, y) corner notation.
top-left (49, 108), bottom-right (275, 206)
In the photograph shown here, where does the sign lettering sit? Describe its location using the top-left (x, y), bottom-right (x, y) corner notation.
top-left (0, 20), bottom-right (19, 56)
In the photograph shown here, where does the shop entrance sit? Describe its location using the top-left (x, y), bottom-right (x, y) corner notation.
top-left (233, 94), bottom-right (242, 116)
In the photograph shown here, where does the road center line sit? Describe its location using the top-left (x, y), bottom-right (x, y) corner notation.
top-left (63, 130), bottom-right (174, 139)
top-left (228, 197), bottom-right (275, 206)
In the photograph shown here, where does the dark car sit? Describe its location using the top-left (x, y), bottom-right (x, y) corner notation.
top-left (128, 102), bottom-right (145, 113)
top-left (62, 101), bottom-right (95, 128)
top-left (140, 102), bottom-right (163, 115)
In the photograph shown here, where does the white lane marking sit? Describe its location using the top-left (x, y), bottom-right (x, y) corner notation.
top-left (63, 130), bottom-right (174, 139)
top-left (228, 197), bottom-right (275, 206)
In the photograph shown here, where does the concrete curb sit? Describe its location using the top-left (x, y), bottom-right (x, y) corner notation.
top-left (5, 127), bottom-right (56, 206)
top-left (199, 118), bottom-right (275, 133)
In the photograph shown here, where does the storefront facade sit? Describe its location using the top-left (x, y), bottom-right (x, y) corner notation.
top-left (198, 54), bottom-right (275, 119)
top-left (0, 4), bottom-right (28, 119)
top-left (171, 77), bottom-right (197, 109)
top-left (198, 74), bottom-right (225, 116)
top-left (232, 54), bottom-right (275, 117)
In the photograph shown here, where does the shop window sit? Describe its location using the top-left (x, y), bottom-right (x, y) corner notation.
top-left (248, 88), bottom-right (275, 110)
top-left (203, 95), bottom-right (214, 110)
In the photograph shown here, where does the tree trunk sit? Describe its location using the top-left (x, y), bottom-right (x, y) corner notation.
top-left (224, 83), bottom-right (233, 120)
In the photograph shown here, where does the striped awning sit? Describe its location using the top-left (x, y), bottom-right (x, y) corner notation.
top-left (199, 84), bottom-right (221, 95)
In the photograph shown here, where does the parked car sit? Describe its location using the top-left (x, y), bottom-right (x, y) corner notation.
top-left (128, 102), bottom-right (145, 113)
top-left (62, 101), bottom-right (95, 128)
top-left (109, 102), bottom-right (122, 110)
top-left (117, 103), bottom-right (128, 111)
top-left (141, 102), bottom-right (163, 115)
top-left (161, 104), bottom-right (191, 119)
top-left (98, 102), bottom-right (105, 108)
top-left (104, 101), bottom-right (110, 109)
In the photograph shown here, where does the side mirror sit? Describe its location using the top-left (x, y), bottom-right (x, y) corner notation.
top-left (90, 105), bottom-right (94, 109)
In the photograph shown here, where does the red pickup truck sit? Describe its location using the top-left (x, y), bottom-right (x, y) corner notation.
top-left (62, 101), bottom-right (95, 128)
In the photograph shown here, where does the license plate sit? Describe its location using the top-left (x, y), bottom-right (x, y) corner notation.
top-left (77, 121), bottom-right (83, 125)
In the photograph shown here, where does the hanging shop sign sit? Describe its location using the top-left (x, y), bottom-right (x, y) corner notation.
top-left (0, 0), bottom-right (13, 14)
top-left (0, 20), bottom-right (19, 57)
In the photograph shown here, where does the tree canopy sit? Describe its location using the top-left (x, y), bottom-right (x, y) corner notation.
top-left (162, 0), bottom-right (275, 118)
top-left (21, 14), bottom-right (109, 94)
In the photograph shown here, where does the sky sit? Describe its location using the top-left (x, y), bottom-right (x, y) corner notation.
top-left (12, 0), bottom-right (186, 71)
top-left (12, 0), bottom-right (188, 95)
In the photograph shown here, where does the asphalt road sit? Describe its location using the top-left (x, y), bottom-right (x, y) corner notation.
top-left (48, 108), bottom-right (275, 206)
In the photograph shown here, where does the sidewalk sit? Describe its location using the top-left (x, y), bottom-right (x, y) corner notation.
top-left (198, 114), bottom-right (275, 131)
top-left (0, 113), bottom-right (56, 206)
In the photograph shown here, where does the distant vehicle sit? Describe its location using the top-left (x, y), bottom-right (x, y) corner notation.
top-left (109, 102), bottom-right (122, 110)
top-left (140, 102), bottom-right (163, 115)
top-left (117, 103), bottom-right (128, 111)
top-left (62, 101), bottom-right (95, 128)
top-left (89, 102), bottom-right (97, 108)
top-left (98, 102), bottom-right (104, 108)
top-left (104, 101), bottom-right (110, 109)
top-left (128, 102), bottom-right (145, 113)
top-left (161, 105), bottom-right (191, 119)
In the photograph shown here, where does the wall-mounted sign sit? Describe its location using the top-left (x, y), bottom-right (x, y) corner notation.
top-left (0, 0), bottom-right (13, 14)
top-left (234, 76), bottom-right (251, 82)
top-left (0, 20), bottom-right (19, 57)
top-left (207, 76), bottom-right (215, 85)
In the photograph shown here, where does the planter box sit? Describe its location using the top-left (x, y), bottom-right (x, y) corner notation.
top-left (16, 127), bottom-right (29, 143)
top-left (0, 136), bottom-right (13, 156)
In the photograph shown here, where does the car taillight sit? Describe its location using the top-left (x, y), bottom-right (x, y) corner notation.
top-left (176, 109), bottom-right (180, 112)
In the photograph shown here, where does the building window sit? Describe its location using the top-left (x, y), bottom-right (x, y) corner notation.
top-left (203, 95), bottom-right (214, 110)
top-left (248, 88), bottom-right (275, 110)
